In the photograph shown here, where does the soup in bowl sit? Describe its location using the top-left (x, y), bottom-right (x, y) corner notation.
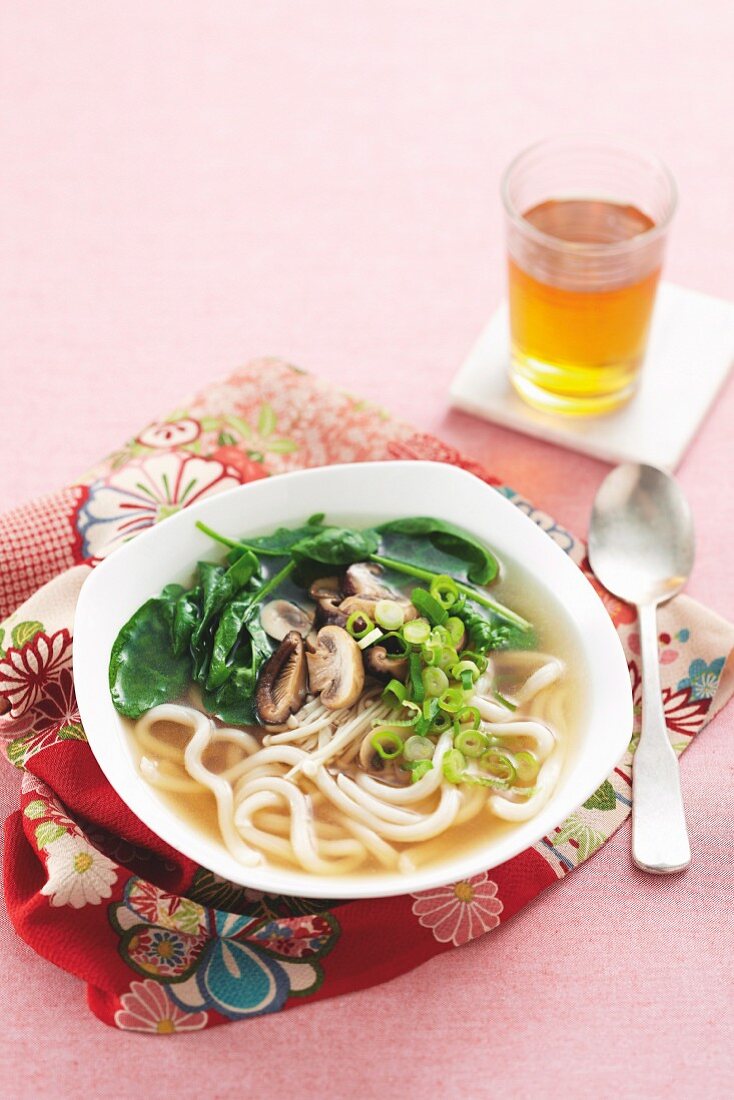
top-left (74, 462), bottom-right (633, 898)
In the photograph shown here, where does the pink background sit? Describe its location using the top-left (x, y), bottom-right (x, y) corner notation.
top-left (2, 3), bottom-right (733, 1097)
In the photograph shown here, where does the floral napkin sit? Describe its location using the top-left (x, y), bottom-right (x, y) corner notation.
top-left (1, 359), bottom-right (732, 1034)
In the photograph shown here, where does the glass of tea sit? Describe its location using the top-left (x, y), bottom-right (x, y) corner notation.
top-left (502, 137), bottom-right (677, 415)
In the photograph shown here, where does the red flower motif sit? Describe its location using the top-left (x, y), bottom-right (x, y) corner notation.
top-left (211, 446), bottom-right (269, 483)
top-left (628, 658), bottom-right (710, 736)
top-left (0, 629), bottom-right (73, 719)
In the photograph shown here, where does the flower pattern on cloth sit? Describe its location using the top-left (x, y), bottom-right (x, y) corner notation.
top-left (0, 358), bottom-right (732, 1032)
top-left (115, 979), bottom-right (209, 1034)
top-left (111, 878), bottom-right (339, 1020)
top-left (411, 873), bottom-right (504, 945)
top-left (77, 453), bottom-right (242, 560)
top-left (41, 832), bottom-right (118, 909)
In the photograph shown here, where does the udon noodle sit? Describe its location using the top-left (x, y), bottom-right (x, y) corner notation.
top-left (132, 649), bottom-right (569, 875)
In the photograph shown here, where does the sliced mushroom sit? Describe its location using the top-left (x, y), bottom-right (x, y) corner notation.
top-left (306, 625), bottom-right (365, 710)
top-left (309, 576), bottom-right (341, 600)
top-left (260, 599), bottom-right (314, 641)
top-left (256, 631), bottom-right (307, 725)
top-left (343, 562), bottom-right (394, 599)
top-left (363, 646), bottom-right (408, 681)
top-left (314, 596), bottom-right (348, 629)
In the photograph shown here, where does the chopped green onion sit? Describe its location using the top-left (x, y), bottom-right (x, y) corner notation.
top-left (451, 660), bottom-right (481, 682)
top-left (461, 650), bottom-right (489, 673)
top-left (346, 610), bottom-right (374, 639)
top-left (429, 575), bottom-right (460, 609)
top-left (407, 760), bottom-right (433, 783)
top-left (437, 645), bottom-right (460, 672)
top-left (421, 639), bottom-right (442, 666)
top-left (438, 687), bottom-right (466, 714)
top-left (403, 617), bottom-right (431, 645)
top-left (415, 697), bottom-right (440, 735)
top-left (492, 688), bottom-right (517, 712)
top-left (455, 705), bottom-right (481, 728)
top-left (480, 750), bottom-right (516, 784)
top-left (374, 599), bottom-right (406, 631)
top-left (410, 588), bottom-right (448, 626)
top-left (514, 750), bottom-right (538, 784)
top-left (446, 617), bottom-right (466, 646)
top-left (409, 652), bottom-right (425, 704)
top-left (357, 626), bottom-right (384, 649)
top-left (370, 730), bottom-right (404, 760)
top-left (455, 729), bottom-right (489, 758)
top-left (380, 632), bottom-right (410, 658)
top-left (421, 666), bottom-right (449, 698)
top-left (431, 710), bottom-right (452, 733)
top-left (442, 748), bottom-right (467, 784)
top-left (403, 735), bottom-right (435, 762)
top-left (382, 679), bottom-right (407, 708)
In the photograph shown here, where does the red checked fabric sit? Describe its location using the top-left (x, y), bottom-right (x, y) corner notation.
top-left (1, 360), bottom-right (732, 1034)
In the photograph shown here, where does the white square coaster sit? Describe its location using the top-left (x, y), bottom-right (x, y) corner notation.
top-left (449, 282), bottom-right (734, 469)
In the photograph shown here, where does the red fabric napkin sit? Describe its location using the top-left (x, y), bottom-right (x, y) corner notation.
top-left (2, 360), bottom-right (732, 1033)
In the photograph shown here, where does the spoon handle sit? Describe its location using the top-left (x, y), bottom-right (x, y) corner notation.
top-left (632, 602), bottom-right (691, 873)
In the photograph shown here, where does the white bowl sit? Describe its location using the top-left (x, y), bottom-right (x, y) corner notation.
top-left (74, 461), bottom-right (632, 899)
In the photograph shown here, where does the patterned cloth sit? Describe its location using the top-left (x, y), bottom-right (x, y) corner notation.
top-left (1, 359), bottom-right (732, 1033)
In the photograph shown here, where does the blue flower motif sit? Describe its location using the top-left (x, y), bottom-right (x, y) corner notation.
top-left (677, 657), bottom-right (725, 700)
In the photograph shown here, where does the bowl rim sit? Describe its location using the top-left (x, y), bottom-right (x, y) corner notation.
top-left (74, 460), bottom-right (633, 899)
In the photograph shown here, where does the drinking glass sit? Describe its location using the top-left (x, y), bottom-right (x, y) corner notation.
top-left (502, 137), bottom-right (677, 416)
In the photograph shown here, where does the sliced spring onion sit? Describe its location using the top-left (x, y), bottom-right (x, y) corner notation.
top-left (403, 618), bottom-right (431, 645)
top-left (382, 678), bottom-right (407, 707)
top-left (429, 575), bottom-right (460, 609)
top-left (492, 688), bottom-right (517, 712)
top-left (451, 659), bottom-right (481, 682)
top-left (442, 748), bottom-right (467, 784)
top-left (479, 750), bottom-right (517, 784)
top-left (357, 627), bottom-right (384, 650)
top-left (461, 649), bottom-right (489, 673)
top-left (370, 729), bottom-right (404, 760)
top-left (414, 697), bottom-right (440, 735)
top-left (380, 631), bottom-right (410, 658)
top-left (438, 687), bottom-right (466, 714)
top-left (431, 710), bottom-right (453, 733)
top-left (437, 645), bottom-right (460, 672)
top-left (346, 610), bottom-right (374, 639)
top-left (455, 728), bottom-right (489, 758)
top-left (514, 750), bottom-right (538, 784)
top-left (421, 666), bottom-right (449, 698)
top-left (455, 705), bottom-right (481, 728)
top-left (408, 760), bottom-right (434, 783)
top-left (374, 599), bottom-right (405, 631)
top-left (411, 588), bottom-right (448, 626)
top-left (409, 651), bottom-right (425, 704)
top-left (403, 735), bottom-right (435, 762)
top-left (445, 616), bottom-right (466, 646)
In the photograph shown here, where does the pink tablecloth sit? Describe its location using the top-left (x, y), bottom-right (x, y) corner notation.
top-left (2, 2), bottom-right (733, 1097)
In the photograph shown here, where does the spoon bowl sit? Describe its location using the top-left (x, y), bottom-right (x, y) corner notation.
top-left (588, 464), bottom-right (695, 608)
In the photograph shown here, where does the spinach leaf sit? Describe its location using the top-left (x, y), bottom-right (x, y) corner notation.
top-left (109, 594), bottom-right (191, 718)
top-left (172, 588), bottom-right (201, 657)
top-left (202, 618), bottom-right (272, 724)
top-left (292, 526), bottom-right (379, 566)
top-left (376, 517), bottom-right (498, 585)
top-left (206, 598), bottom-right (273, 691)
top-left (191, 551), bottom-right (258, 648)
top-left (230, 518), bottom-right (326, 557)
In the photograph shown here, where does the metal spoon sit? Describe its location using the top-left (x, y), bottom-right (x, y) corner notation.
top-left (588, 463), bottom-right (694, 873)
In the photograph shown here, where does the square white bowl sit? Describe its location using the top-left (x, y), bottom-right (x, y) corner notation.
top-left (74, 461), bottom-right (632, 899)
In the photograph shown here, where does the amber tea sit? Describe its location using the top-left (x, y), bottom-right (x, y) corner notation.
top-left (502, 140), bottom-right (676, 416)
